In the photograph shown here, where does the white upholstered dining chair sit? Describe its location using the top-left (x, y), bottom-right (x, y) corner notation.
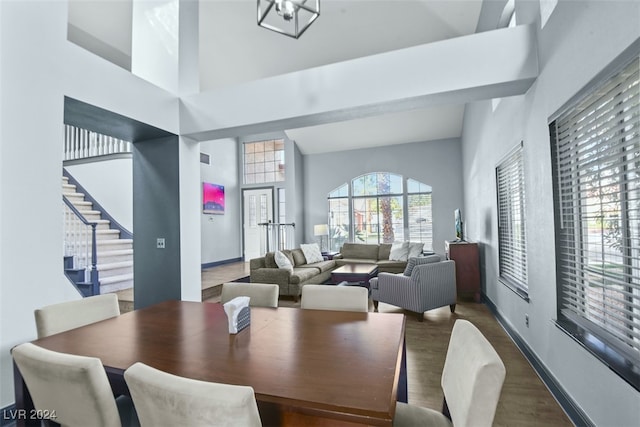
top-left (220, 282), bottom-right (279, 308)
top-left (34, 293), bottom-right (120, 338)
top-left (11, 342), bottom-right (137, 427)
top-left (393, 319), bottom-right (506, 427)
top-left (124, 362), bottom-right (262, 427)
top-left (301, 284), bottom-right (369, 312)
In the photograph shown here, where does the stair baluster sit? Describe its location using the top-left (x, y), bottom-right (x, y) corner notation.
top-left (63, 197), bottom-right (100, 296)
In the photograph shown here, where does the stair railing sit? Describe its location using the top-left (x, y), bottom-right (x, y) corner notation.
top-left (63, 197), bottom-right (99, 296)
top-left (258, 222), bottom-right (296, 253)
top-left (63, 124), bottom-right (131, 161)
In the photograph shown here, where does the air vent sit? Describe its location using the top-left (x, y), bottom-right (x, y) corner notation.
top-left (200, 152), bottom-right (211, 165)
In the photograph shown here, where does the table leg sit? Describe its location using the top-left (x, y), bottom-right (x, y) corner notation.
top-left (397, 338), bottom-right (408, 403)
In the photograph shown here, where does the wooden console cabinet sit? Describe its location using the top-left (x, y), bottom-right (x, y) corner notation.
top-left (445, 241), bottom-right (481, 303)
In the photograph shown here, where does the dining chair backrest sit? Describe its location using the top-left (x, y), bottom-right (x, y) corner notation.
top-left (11, 343), bottom-right (123, 427)
top-left (441, 319), bottom-right (506, 427)
top-left (220, 282), bottom-right (279, 308)
top-left (124, 362), bottom-right (262, 427)
top-left (301, 284), bottom-right (369, 312)
top-left (34, 293), bottom-right (120, 338)
top-left (393, 319), bottom-right (506, 427)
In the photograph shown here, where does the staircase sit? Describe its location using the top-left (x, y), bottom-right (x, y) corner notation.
top-left (63, 176), bottom-right (134, 294)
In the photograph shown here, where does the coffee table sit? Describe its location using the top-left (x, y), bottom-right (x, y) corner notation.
top-left (331, 263), bottom-right (379, 289)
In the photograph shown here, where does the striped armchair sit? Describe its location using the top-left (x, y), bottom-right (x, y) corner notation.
top-left (370, 258), bottom-right (457, 321)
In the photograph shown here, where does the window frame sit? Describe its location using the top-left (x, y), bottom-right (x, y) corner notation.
top-left (496, 141), bottom-right (529, 300)
top-left (549, 49), bottom-right (640, 391)
top-left (243, 139), bottom-right (285, 184)
top-left (327, 173), bottom-right (433, 251)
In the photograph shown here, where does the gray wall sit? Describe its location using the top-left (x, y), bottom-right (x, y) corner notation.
top-left (200, 138), bottom-right (242, 264)
top-left (289, 139), bottom-right (305, 247)
top-left (133, 136), bottom-right (182, 309)
top-left (461, 1), bottom-right (640, 425)
top-left (303, 138), bottom-right (464, 255)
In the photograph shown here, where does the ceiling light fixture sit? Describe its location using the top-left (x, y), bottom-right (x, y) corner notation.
top-left (257, 0), bottom-right (320, 39)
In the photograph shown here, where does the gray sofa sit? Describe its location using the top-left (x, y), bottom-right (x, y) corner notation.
top-left (334, 243), bottom-right (407, 274)
top-left (249, 249), bottom-right (336, 300)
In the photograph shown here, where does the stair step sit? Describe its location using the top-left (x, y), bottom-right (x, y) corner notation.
top-left (100, 273), bottom-right (133, 285)
top-left (97, 238), bottom-right (133, 245)
top-left (63, 192), bottom-right (84, 199)
top-left (97, 261), bottom-right (133, 271)
top-left (94, 219), bottom-right (111, 230)
top-left (96, 229), bottom-right (121, 240)
top-left (100, 249), bottom-right (134, 257)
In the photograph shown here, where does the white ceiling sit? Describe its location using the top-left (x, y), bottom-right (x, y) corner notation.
top-left (69, 0), bottom-right (487, 154)
top-left (200, 0), bottom-right (484, 154)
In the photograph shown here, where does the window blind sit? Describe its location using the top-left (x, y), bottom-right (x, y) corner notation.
top-left (551, 57), bottom-right (639, 363)
top-left (496, 142), bottom-right (528, 294)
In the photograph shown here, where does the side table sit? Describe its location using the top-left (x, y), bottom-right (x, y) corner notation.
top-left (445, 240), bottom-right (481, 302)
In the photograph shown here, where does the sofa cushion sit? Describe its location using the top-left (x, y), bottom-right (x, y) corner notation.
top-left (264, 252), bottom-right (278, 269)
top-left (291, 249), bottom-right (307, 266)
top-left (300, 243), bottom-right (323, 264)
top-left (377, 259), bottom-right (408, 269)
top-left (378, 244), bottom-right (392, 261)
top-left (289, 267), bottom-right (320, 285)
top-left (299, 260), bottom-right (336, 273)
top-left (403, 254), bottom-right (441, 276)
top-left (275, 251), bottom-right (293, 271)
top-left (340, 243), bottom-right (379, 260)
top-left (407, 242), bottom-right (425, 259)
top-left (389, 242), bottom-right (410, 261)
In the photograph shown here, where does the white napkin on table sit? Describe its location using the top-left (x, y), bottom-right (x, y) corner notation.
top-left (223, 296), bottom-right (250, 334)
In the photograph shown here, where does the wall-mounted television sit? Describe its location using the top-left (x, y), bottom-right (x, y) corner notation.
top-left (454, 208), bottom-right (464, 241)
top-left (203, 182), bottom-right (225, 215)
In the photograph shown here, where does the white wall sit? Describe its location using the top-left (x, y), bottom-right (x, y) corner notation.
top-left (66, 157), bottom-right (133, 232)
top-left (461, 1), bottom-right (640, 425)
top-left (0, 1), bottom-right (180, 408)
top-left (303, 138), bottom-right (464, 256)
top-left (200, 138), bottom-right (242, 264)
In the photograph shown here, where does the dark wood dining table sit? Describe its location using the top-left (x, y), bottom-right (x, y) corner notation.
top-left (15, 300), bottom-right (407, 426)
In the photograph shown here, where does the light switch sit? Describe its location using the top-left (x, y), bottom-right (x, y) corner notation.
top-left (157, 238), bottom-right (166, 249)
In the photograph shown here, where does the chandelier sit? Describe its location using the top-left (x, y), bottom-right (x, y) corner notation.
top-left (257, 0), bottom-right (320, 39)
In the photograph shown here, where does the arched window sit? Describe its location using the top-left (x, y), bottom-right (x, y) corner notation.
top-left (327, 173), bottom-right (432, 251)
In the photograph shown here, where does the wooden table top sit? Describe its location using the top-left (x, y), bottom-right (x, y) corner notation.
top-left (31, 300), bottom-right (405, 426)
top-left (332, 263), bottom-right (379, 275)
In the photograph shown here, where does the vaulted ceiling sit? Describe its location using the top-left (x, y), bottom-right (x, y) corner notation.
top-left (69, 0), bottom-right (502, 154)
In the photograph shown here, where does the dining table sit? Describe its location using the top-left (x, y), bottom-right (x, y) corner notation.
top-left (14, 300), bottom-right (407, 426)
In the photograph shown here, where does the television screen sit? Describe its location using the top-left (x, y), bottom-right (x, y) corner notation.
top-left (454, 208), bottom-right (463, 241)
top-left (203, 182), bottom-right (225, 214)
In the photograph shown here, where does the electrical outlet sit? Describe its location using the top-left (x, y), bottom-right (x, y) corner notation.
top-left (157, 238), bottom-right (166, 249)
top-left (525, 314), bottom-right (529, 328)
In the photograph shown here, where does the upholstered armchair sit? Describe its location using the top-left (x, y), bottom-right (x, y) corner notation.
top-left (370, 256), bottom-right (457, 321)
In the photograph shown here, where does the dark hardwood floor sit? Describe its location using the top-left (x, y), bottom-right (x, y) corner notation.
top-left (117, 262), bottom-right (573, 426)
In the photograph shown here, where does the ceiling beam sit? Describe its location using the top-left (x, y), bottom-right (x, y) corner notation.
top-left (180, 24), bottom-right (538, 141)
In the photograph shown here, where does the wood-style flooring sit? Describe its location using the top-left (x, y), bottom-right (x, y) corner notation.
top-left (121, 262), bottom-right (573, 426)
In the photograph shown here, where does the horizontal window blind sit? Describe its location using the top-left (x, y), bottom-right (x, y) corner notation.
top-left (551, 57), bottom-right (639, 361)
top-left (496, 142), bottom-right (528, 293)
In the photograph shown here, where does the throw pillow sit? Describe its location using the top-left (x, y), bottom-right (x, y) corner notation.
top-left (300, 243), bottom-right (323, 264)
top-left (407, 242), bottom-right (425, 259)
top-left (274, 251), bottom-right (293, 271)
top-left (403, 254), bottom-right (441, 276)
top-left (389, 242), bottom-right (409, 261)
